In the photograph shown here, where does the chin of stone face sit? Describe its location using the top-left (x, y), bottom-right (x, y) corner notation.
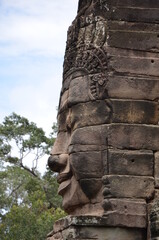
top-left (48, 0), bottom-right (159, 239)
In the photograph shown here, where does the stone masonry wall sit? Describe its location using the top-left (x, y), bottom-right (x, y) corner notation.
top-left (48, 1), bottom-right (159, 239)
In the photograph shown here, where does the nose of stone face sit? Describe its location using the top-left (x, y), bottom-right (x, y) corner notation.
top-left (48, 155), bottom-right (60, 172)
top-left (48, 154), bottom-right (68, 173)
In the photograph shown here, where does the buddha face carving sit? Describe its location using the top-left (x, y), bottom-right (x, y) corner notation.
top-left (48, 61), bottom-right (111, 214)
top-left (47, 1), bottom-right (159, 237)
top-left (48, 4), bottom-right (111, 214)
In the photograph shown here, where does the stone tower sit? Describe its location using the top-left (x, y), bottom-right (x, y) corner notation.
top-left (48, 1), bottom-right (159, 239)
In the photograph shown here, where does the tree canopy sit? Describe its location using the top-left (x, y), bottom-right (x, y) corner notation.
top-left (0, 113), bottom-right (65, 240)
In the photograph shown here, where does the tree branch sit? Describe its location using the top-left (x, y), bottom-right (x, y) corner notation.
top-left (9, 182), bottom-right (23, 198)
top-left (20, 162), bottom-right (39, 178)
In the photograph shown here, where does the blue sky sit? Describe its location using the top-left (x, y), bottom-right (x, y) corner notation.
top-left (0, 0), bottom-right (78, 134)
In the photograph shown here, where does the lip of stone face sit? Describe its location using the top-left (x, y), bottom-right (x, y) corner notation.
top-left (48, 151), bottom-right (72, 196)
top-left (58, 178), bottom-right (72, 196)
top-left (56, 154), bottom-right (72, 195)
top-left (57, 171), bottom-right (72, 184)
top-left (56, 163), bottom-right (72, 196)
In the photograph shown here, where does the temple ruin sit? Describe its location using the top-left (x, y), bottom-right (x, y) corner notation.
top-left (48, 1), bottom-right (159, 239)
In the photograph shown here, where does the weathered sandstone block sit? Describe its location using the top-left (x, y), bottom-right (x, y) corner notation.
top-left (103, 175), bottom-right (154, 199)
top-left (70, 151), bottom-right (103, 179)
top-left (70, 125), bottom-right (107, 147)
top-left (68, 75), bottom-right (90, 106)
top-left (103, 198), bottom-right (146, 228)
top-left (68, 99), bottom-right (159, 130)
top-left (47, 216), bottom-right (146, 240)
top-left (155, 152), bottom-right (159, 188)
top-left (108, 149), bottom-right (154, 176)
top-left (71, 100), bottom-right (112, 129)
top-left (107, 75), bottom-right (159, 100)
top-left (50, 132), bottom-right (70, 155)
top-left (108, 7), bottom-right (159, 24)
top-left (108, 124), bottom-right (159, 151)
top-left (111, 99), bottom-right (159, 124)
top-left (110, 51), bottom-right (159, 77)
top-left (107, 22), bottom-right (159, 52)
top-left (107, 0), bottom-right (159, 8)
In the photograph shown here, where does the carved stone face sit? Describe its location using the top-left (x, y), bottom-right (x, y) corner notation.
top-left (48, 0), bottom-right (159, 220)
top-left (48, 69), bottom-right (111, 214)
top-left (48, 2), bottom-right (111, 213)
top-left (48, 0), bottom-right (159, 236)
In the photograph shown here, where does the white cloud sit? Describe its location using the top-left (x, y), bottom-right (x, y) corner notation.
top-left (1, 0), bottom-right (77, 19)
top-left (0, 56), bottom-right (63, 132)
top-left (0, 0), bottom-right (78, 57)
top-left (0, 16), bottom-right (67, 56)
top-left (9, 77), bottom-right (60, 132)
top-left (0, 0), bottom-right (78, 125)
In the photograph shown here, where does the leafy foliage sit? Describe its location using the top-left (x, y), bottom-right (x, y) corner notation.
top-left (0, 113), bottom-right (66, 239)
top-left (0, 112), bottom-right (54, 174)
top-left (0, 205), bottom-right (65, 240)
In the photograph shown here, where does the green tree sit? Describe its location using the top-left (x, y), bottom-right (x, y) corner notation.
top-left (0, 113), bottom-right (66, 240)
